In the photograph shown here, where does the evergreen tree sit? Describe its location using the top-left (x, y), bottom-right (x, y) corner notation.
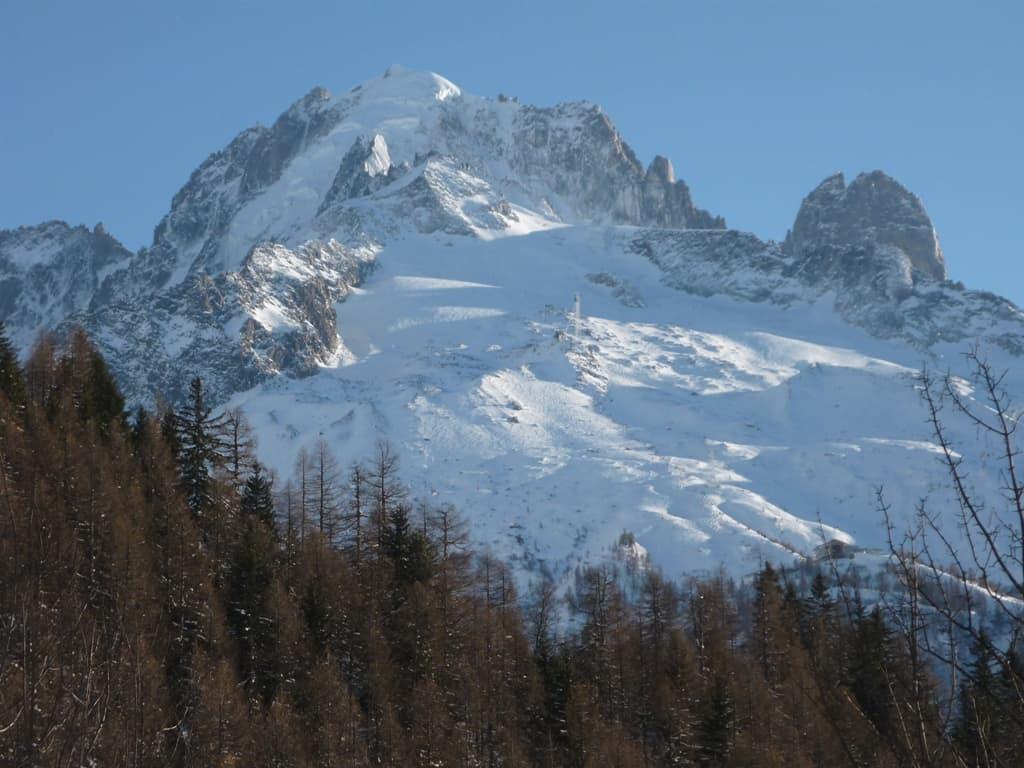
top-left (807, 569), bottom-right (833, 618)
top-left (0, 320), bottom-right (25, 407)
top-left (227, 517), bottom-right (278, 705)
top-left (802, 570), bottom-right (839, 657)
top-left (129, 405), bottom-right (150, 451)
top-left (83, 340), bottom-right (125, 432)
top-left (993, 647), bottom-right (1024, 757)
top-left (160, 404), bottom-right (182, 461)
top-left (751, 563), bottom-right (787, 687)
top-left (954, 630), bottom-right (997, 763)
top-left (697, 673), bottom-right (734, 767)
top-left (241, 462), bottom-right (276, 529)
top-left (301, 574), bottom-right (331, 653)
top-left (383, 504), bottom-right (434, 590)
top-left (848, 605), bottom-right (895, 737)
top-left (177, 376), bottom-right (227, 518)
top-left (53, 328), bottom-right (125, 432)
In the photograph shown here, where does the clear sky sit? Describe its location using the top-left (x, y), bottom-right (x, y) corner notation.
top-left (2, 1), bottom-right (1022, 304)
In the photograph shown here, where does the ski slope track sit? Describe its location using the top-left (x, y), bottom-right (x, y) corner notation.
top-left (3, 66), bottom-right (1023, 589)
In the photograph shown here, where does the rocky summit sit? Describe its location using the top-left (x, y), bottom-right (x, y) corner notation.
top-left (2, 67), bottom-right (1023, 584)
top-left (2, 67), bottom-right (729, 404)
top-left (785, 170), bottom-right (945, 280)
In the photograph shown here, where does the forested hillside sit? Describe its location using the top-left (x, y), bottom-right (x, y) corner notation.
top-left (1, 326), bottom-right (1021, 767)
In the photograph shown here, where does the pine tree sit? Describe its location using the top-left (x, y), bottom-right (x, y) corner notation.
top-left (954, 630), bottom-right (997, 764)
top-left (240, 462), bottom-right (275, 529)
top-left (79, 333), bottom-right (125, 433)
top-left (160, 404), bottom-right (182, 461)
top-left (383, 504), bottom-right (434, 590)
top-left (177, 376), bottom-right (227, 518)
top-left (848, 605), bottom-right (895, 738)
top-left (993, 647), bottom-right (1024, 758)
top-left (751, 563), bottom-right (788, 687)
top-left (807, 570), bottom-right (833, 618)
top-left (129, 405), bottom-right (150, 451)
top-left (0, 320), bottom-right (25, 407)
top-left (698, 673), bottom-right (734, 767)
top-left (301, 573), bottom-right (331, 653)
top-left (227, 516), bottom-right (277, 705)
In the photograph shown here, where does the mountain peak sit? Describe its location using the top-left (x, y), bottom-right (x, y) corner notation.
top-left (357, 65), bottom-right (462, 104)
top-left (785, 169), bottom-right (945, 281)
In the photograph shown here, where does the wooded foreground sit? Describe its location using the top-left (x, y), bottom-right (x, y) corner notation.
top-left (1, 327), bottom-right (1021, 767)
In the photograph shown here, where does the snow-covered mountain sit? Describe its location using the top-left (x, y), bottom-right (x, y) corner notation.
top-left (3, 66), bottom-right (1023, 585)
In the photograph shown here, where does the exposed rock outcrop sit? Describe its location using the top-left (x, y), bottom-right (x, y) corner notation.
top-left (640, 155), bottom-right (723, 229)
top-left (0, 221), bottom-right (132, 345)
top-left (784, 171), bottom-right (945, 282)
top-left (495, 103), bottom-right (723, 229)
top-left (319, 134), bottom-right (407, 213)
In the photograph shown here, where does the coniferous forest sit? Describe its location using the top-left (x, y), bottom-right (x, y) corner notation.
top-left (2, 326), bottom-right (1022, 767)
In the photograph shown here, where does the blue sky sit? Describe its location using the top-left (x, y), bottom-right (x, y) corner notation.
top-left (2, 1), bottom-right (1022, 304)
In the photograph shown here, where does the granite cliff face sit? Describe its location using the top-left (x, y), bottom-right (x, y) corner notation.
top-left (494, 103), bottom-right (724, 230)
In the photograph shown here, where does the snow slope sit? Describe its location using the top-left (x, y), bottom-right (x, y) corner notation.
top-left (228, 224), bottom-right (1022, 587)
